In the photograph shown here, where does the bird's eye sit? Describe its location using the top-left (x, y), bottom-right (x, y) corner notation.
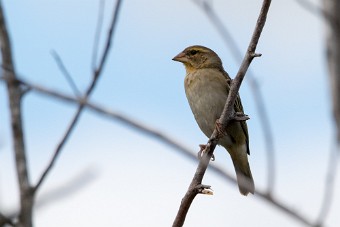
top-left (189, 50), bottom-right (198, 55)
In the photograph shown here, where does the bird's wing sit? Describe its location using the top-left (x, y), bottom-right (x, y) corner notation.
top-left (234, 93), bottom-right (250, 155)
top-left (222, 69), bottom-right (250, 155)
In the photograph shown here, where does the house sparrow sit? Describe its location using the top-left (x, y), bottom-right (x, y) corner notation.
top-left (172, 45), bottom-right (255, 195)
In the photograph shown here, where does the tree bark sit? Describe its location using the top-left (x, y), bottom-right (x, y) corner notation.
top-left (0, 3), bottom-right (33, 227)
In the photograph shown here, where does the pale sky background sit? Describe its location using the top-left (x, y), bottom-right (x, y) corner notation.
top-left (1, 0), bottom-right (339, 226)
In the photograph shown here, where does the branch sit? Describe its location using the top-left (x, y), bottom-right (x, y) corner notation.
top-left (173, 1), bottom-right (272, 226)
top-left (194, 0), bottom-right (276, 193)
top-left (92, 0), bottom-right (105, 70)
top-left (315, 142), bottom-right (339, 226)
top-left (50, 50), bottom-right (81, 97)
top-left (33, 0), bottom-right (123, 193)
top-left (322, 0), bottom-right (340, 142)
top-left (0, 3), bottom-right (34, 227)
top-left (0, 213), bottom-right (14, 226)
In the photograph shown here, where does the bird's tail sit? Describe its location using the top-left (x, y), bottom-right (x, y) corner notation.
top-left (229, 145), bottom-right (255, 196)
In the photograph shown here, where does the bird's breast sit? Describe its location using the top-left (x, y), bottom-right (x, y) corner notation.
top-left (184, 69), bottom-right (229, 138)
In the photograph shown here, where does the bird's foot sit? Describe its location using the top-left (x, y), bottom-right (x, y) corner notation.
top-left (198, 144), bottom-right (215, 161)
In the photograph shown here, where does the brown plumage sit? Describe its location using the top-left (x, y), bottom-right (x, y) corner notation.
top-left (173, 45), bottom-right (255, 195)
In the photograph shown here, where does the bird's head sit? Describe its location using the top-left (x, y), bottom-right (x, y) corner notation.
top-left (172, 45), bottom-right (223, 72)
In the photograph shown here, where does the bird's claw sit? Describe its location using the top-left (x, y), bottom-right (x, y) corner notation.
top-left (197, 144), bottom-right (215, 161)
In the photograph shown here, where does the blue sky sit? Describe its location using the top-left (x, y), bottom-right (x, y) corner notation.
top-left (1, 0), bottom-right (339, 226)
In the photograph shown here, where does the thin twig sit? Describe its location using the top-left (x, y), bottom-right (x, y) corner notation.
top-left (92, 0), bottom-right (105, 70)
top-left (315, 142), bottom-right (339, 226)
top-left (172, 1), bottom-right (272, 226)
top-left (33, 0), bottom-right (123, 193)
top-left (50, 50), bottom-right (81, 97)
top-left (0, 2), bottom-right (33, 227)
top-left (194, 0), bottom-right (276, 194)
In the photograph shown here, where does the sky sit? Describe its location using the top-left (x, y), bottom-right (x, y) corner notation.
top-left (1, 0), bottom-right (339, 226)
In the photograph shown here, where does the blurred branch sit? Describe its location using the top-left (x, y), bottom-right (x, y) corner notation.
top-left (296, 0), bottom-right (340, 142)
top-left (92, 0), bottom-right (105, 70)
top-left (0, 213), bottom-right (14, 226)
top-left (295, 0), bottom-right (325, 17)
top-left (172, 1), bottom-right (272, 226)
top-left (194, 0), bottom-right (276, 194)
top-left (296, 0), bottom-right (340, 29)
top-left (322, 0), bottom-right (340, 143)
top-left (0, 3), bottom-right (33, 227)
top-left (51, 50), bottom-right (81, 97)
top-left (0, 73), bottom-right (320, 227)
top-left (295, 1), bottom-right (340, 226)
top-left (315, 143), bottom-right (338, 226)
top-left (2, 167), bottom-right (97, 225)
top-left (35, 167), bottom-right (98, 210)
top-left (33, 0), bottom-right (123, 193)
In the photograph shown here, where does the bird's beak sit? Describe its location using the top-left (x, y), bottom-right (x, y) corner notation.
top-left (172, 52), bottom-right (187, 63)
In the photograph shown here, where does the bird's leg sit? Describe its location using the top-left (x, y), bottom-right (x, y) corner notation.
top-left (198, 144), bottom-right (215, 161)
top-left (215, 119), bottom-right (226, 139)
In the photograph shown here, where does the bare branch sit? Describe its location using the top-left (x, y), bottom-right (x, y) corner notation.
top-left (172, 1), bottom-right (272, 226)
top-left (194, 0), bottom-right (276, 193)
top-left (92, 0), bottom-right (105, 70)
top-left (323, 0), bottom-right (340, 143)
top-left (33, 0), bottom-right (123, 193)
top-left (0, 213), bottom-right (14, 226)
top-left (50, 50), bottom-right (81, 97)
top-left (0, 3), bottom-right (33, 227)
top-left (315, 143), bottom-right (339, 226)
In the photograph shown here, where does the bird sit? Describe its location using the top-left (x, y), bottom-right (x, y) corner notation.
top-left (172, 45), bottom-right (255, 195)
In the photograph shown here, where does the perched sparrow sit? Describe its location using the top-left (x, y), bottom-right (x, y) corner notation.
top-left (173, 45), bottom-right (255, 195)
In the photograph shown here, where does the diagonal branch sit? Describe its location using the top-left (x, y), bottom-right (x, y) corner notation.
top-left (0, 2), bottom-right (34, 227)
top-left (51, 50), bottom-right (81, 97)
top-left (33, 0), bottom-right (123, 193)
top-left (92, 0), bottom-right (105, 70)
top-left (172, 1), bottom-right (272, 226)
